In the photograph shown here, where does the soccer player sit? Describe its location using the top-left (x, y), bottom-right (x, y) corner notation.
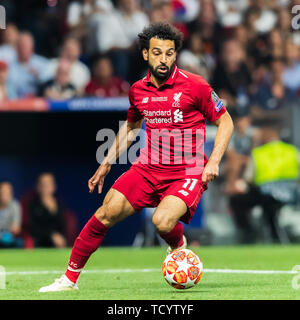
top-left (39, 22), bottom-right (234, 292)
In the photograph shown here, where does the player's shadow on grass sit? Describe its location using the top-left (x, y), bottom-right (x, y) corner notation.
top-left (172, 290), bottom-right (210, 294)
top-left (160, 287), bottom-right (208, 294)
top-left (164, 282), bottom-right (246, 293)
top-left (197, 282), bottom-right (246, 289)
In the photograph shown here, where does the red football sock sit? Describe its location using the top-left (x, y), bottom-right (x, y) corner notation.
top-left (157, 222), bottom-right (184, 249)
top-left (65, 215), bottom-right (108, 283)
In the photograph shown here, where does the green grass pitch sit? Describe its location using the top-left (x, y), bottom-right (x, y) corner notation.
top-left (0, 245), bottom-right (300, 300)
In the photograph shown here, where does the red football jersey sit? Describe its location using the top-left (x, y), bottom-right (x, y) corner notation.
top-left (127, 65), bottom-right (226, 178)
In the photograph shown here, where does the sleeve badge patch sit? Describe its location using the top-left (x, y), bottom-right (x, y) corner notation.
top-left (211, 91), bottom-right (224, 112)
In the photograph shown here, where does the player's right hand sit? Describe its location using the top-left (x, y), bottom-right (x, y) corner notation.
top-left (88, 163), bottom-right (111, 194)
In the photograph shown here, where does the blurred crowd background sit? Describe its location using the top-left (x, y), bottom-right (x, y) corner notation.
top-left (0, 0), bottom-right (299, 102)
top-left (0, 0), bottom-right (300, 249)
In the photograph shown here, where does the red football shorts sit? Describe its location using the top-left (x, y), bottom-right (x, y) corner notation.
top-left (111, 165), bottom-right (207, 224)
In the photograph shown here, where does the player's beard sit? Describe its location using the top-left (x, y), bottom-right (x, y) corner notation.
top-left (148, 61), bottom-right (175, 82)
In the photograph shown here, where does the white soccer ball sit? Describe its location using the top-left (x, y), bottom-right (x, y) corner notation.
top-left (162, 248), bottom-right (203, 289)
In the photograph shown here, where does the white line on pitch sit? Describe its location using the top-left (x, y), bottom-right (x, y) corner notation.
top-left (0, 268), bottom-right (298, 276)
top-left (204, 269), bottom-right (298, 274)
top-left (1, 269), bottom-right (159, 276)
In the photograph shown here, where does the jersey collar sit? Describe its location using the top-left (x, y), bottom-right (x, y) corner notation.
top-left (144, 65), bottom-right (179, 88)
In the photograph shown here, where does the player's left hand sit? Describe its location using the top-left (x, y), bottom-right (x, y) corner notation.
top-left (88, 163), bottom-right (111, 194)
top-left (202, 161), bottom-right (219, 183)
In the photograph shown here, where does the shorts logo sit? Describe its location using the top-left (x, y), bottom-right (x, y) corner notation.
top-left (178, 190), bottom-right (189, 196)
top-left (174, 109), bottom-right (183, 123)
top-left (172, 92), bottom-right (182, 108)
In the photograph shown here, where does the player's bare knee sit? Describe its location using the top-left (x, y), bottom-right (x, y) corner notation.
top-left (152, 214), bottom-right (175, 234)
top-left (156, 222), bottom-right (174, 234)
top-left (94, 203), bottom-right (121, 227)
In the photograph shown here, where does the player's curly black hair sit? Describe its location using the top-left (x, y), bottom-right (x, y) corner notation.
top-left (138, 22), bottom-right (183, 52)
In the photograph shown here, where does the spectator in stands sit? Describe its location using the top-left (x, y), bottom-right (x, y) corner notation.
top-left (212, 39), bottom-right (252, 110)
top-left (248, 0), bottom-right (278, 34)
top-left (6, 32), bottom-right (49, 98)
top-left (178, 32), bottom-right (214, 81)
top-left (170, 0), bottom-right (200, 23)
top-left (233, 24), bottom-right (250, 51)
top-left (91, 0), bottom-right (148, 80)
top-left (155, 1), bottom-right (189, 40)
top-left (187, 0), bottom-right (222, 55)
top-left (0, 181), bottom-right (22, 248)
top-left (0, 23), bottom-right (19, 65)
top-left (85, 56), bottom-right (129, 97)
top-left (0, 60), bottom-right (17, 100)
top-left (230, 124), bottom-right (300, 243)
top-left (267, 29), bottom-right (285, 60)
top-left (282, 40), bottom-right (300, 92)
top-left (149, 3), bottom-right (164, 23)
top-left (276, 7), bottom-right (292, 39)
top-left (115, 0), bottom-right (149, 49)
top-left (95, 0), bottom-right (148, 53)
top-left (244, 7), bottom-right (260, 44)
top-left (83, 0), bottom-right (114, 55)
top-left (45, 37), bottom-right (90, 94)
top-left (67, 0), bottom-right (99, 39)
top-left (252, 57), bottom-right (290, 111)
top-left (224, 109), bottom-right (259, 196)
top-left (214, 0), bottom-right (249, 28)
top-left (28, 173), bottom-right (66, 248)
top-left (66, 0), bottom-right (113, 54)
top-left (38, 59), bottom-right (77, 100)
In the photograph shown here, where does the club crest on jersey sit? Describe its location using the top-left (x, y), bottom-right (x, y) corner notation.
top-left (172, 92), bottom-right (182, 108)
top-left (142, 97), bottom-right (149, 103)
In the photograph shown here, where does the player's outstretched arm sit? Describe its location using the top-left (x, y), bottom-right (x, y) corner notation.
top-left (202, 111), bottom-right (234, 184)
top-left (88, 119), bottom-right (143, 193)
